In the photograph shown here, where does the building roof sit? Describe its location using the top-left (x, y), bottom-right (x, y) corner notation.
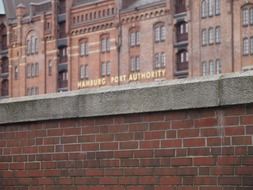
top-left (73, 0), bottom-right (103, 7)
top-left (0, 0), bottom-right (5, 15)
top-left (3, 0), bottom-right (46, 19)
top-left (122, 0), bottom-right (165, 10)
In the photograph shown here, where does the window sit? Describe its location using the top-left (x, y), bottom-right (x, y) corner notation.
top-left (243, 38), bottom-right (249, 55)
top-left (1, 57), bottom-right (8, 73)
top-left (59, 46), bottom-right (67, 63)
top-left (27, 64), bottom-right (31, 78)
top-left (215, 26), bottom-right (221, 43)
top-left (201, 0), bottom-right (208, 18)
top-left (80, 65), bottom-right (88, 80)
top-left (202, 29), bottom-right (208, 45)
top-left (208, 0), bottom-right (213, 16)
top-left (243, 8), bottom-right (249, 26)
top-left (250, 8), bottom-right (253, 25)
top-left (202, 61), bottom-right (209, 76)
top-left (14, 66), bottom-right (18, 80)
top-left (0, 24), bottom-right (7, 50)
top-left (27, 87), bottom-right (39, 96)
top-left (48, 61), bottom-right (52, 76)
top-left (35, 63), bottom-right (39, 76)
top-left (58, 70), bottom-right (68, 89)
top-left (208, 27), bottom-right (214, 44)
top-left (215, 0), bottom-right (220, 15)
top-left (130, 56), bottom-right (140, 72)
top-left (175, 0), bottom-right (186, 14)
top-left (209, 60), bottom-right (215, 75)
top-left (202, 59), bottom-right (222, 76)
top-left (251, 37), bottom-right (253, 54)
top-left (26, 33), bottom-right (39, 55)
top-left (176, 21), bottom-right (188, 42)
top-left (130, 30), bottom-right (140, 47)
top-left (26, 63), bottom-right (39, 78)
top-left (1, 79), bottom-right (8, 96)
top-left (154, 24), bottom-right (165, 42)
top-left (80, 40), bottom-right (89, 56)
top-left (101, 62), bottom-right (111, 76)
top-left (216, 59), bottom-right (222, 74)
top-left (154, 52), bottom-right (166, 69)
top-left (176, 50), bottom-right (189, 71)
top-left (101, 35), bottom-right (110, 53)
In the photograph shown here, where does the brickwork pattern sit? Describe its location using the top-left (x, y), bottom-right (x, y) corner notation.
top-left (0, 104), bottom-right (253, 190)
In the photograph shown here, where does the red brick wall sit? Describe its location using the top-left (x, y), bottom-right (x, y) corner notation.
top-left (0, 104), bottom-right (253, 190)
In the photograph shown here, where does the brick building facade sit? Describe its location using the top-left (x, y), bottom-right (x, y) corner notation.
top-left (0, 0), bottom-right (253, 97)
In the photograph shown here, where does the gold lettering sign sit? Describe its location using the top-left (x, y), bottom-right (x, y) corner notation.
top-left (78, 69), bottom-right (166, 89)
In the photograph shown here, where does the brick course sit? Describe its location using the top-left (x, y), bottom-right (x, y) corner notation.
top-left (0, 104), bottom-right (252, 189)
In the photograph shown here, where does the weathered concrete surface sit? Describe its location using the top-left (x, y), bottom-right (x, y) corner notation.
top-left (0, 72), bottom-right (253, 124)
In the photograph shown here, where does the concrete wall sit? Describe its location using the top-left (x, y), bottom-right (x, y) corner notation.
top-left (0, 73), bottom-right (253, 190)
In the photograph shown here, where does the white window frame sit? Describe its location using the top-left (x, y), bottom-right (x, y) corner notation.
top-left (250, 37), bottom-right (253, 54)
top-left (208, 27), bottom-right (214, 44)
top-left (202, 61), bottom-right (209, 76)
top-left (201, 0), bottom-right (208, 18)
top-left (208, 0), bottom-right (213, 16)
top-left (215, 26), bottom-right (221, 43)
top-left (202, 29), bottom-right (207, 45)
top-left (209, 60), bottom-right (215, 75)
top-left (243, 8), bottom-right (249, 26)
top-left (250, 8), bottom-right (253, 25)
top-left (243, 38), bottom-right (249, 55)
top-left (154, 25), bottom-right (165, 42)
top-left (216, 59), bottom-right (222, 74)
top-left (80, 65), bottom-right (88, 80)
top-left (215, 0), bottom-right (220, 15)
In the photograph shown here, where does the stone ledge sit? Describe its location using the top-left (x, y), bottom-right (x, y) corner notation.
top-left (0, 72), bottom-right (253, 124)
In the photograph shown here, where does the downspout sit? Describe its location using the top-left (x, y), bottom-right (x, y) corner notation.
top-left (231, 0), bottom-right (234, 72)
top-left (117, 6), bottom-right (122, 86)
top-left (43, 12), bottom-right (47, 94)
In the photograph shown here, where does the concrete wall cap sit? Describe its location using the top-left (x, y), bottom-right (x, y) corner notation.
top-left (0, 71), bottom-right (253, 124)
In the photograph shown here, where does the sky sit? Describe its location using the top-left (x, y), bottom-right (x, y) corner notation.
top-left (0, 0), bottom-right (5, 15)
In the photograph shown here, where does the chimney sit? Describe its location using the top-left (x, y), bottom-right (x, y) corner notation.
top-left (16, 3), bottom-right (27, 18)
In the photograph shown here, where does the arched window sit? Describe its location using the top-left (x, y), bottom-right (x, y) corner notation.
top-left (100, 34), bottom-right (110, 53)
top-left (154, 23), bottom-right (165, 42)
top-left (215, 0), bottom-right (220, 15)
top-left (242, 4), bottom-right (253, 26)
top-left (243, 8), bottom-right (250, 25)
top-left (1, 57), bottom-right (8, 73)
top-left (201, 0), bottom-right (208, 18)
top-left (26, 31), bottom-right (39, 55)
top-left (1, 79), bottom-right (9, 96)
top-left (129, 27), bottom-right (140, 47)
